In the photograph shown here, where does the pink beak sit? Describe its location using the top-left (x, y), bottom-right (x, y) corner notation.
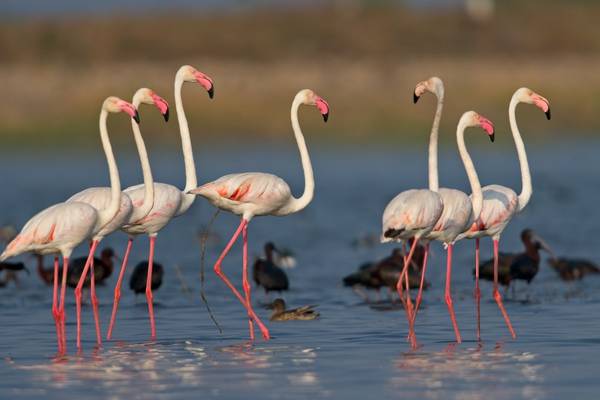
top-left (151, 93), bottom-right (170, 122)
top-left (194, 71), bottom-right (215, 99)
top-left (315, 96), bottom-right (330, 122)
top-left (532, 93), bottom-right (551, 120)
top-left (479, 116), bottom-right (495, 142)
top-left (119, 100), bottom-right (140, 124)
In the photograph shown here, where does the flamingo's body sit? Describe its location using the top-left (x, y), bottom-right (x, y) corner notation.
top-left (458, 87), bottom-right (551, 340)
top-left (192, 173), bottom-right (294, 217)
top-left (189, 88), bottom-right (329, 341)
top-left (382, 190), bottom-right (443, 243)
top-left (106, 66), bottom-right (215, 341)
top-left (121, 183), bottom-right (182, 234)
top-left (0, 96), bottom-right (139, 352)
top-left (68, 189), bottom-right (133, 239)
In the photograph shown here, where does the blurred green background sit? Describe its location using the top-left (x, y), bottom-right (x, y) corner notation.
top-left (0, 0), bottom-right (598, 148)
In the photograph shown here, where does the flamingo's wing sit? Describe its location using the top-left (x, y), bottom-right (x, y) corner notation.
top-left (1, 202), bottom-right (96, 259)
top-left (477, 185), bottom-right (518, 230)
top-left (382, 189), bottom-right (443, 241)
top-left (196, 173), bottom-right (291, 205)
top-left (433, 188), bottom-right (472, 232)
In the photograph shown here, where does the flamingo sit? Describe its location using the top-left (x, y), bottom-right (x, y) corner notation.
top-left (67, 88), bottom-right (168, 348)
top-left (0, 96), bottom-right (139, 352)
top-left (381, 83), bottom-right (445, 342)
top-left (188, 88), bottom-right (329, 341)
top-left (420, 109), bottom-right (494, 343)
top-left (457, 87), bottom-right (551, 340)
top-left (106, 65), bottom-right (214, 340)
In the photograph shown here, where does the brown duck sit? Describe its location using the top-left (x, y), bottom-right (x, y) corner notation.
top-left (268, 298), bottom-right (319, 321)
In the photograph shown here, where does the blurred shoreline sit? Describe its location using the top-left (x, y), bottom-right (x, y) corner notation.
top-left (1, 2), bottom-right (597, 147)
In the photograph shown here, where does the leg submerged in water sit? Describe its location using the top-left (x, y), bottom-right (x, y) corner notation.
top-left (107, 237), bottom-right (133, 340)
top-left (492, 239), bottom-right (516, 339)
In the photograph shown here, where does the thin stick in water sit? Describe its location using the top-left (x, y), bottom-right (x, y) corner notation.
top-left (200, 209), bottom-right (222, 333)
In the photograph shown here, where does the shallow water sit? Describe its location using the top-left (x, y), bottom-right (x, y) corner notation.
top-left (1, 141), bottom-right (599, 399)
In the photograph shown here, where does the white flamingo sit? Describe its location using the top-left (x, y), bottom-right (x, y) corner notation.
top-left (188, 89), bottom-right (329, 341)
top-left (0, 97), bottom-right (139, 352)
top-left (106, 65), bottom-right (214, 340)
top-left (457, 87), bottom-right (551, 340)
top-left (419, 106), bottom-right (495, 344)
top-left (67, 89), bottom-right (169, 348)
top-left (381, 87), bottom-right (445, 343)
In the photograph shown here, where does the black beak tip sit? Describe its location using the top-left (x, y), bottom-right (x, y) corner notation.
top-left (133, 111), bottom-right (141, 124)
top-left (545, 109), bottom-right (551, 120)
top-left (163, 108), bottom-right (170, 122)
top-left (413, 93), bottom-right (420, 104)
top-left (208, 86), bottom-right (214, 99)
top-left (322, 112), bottom-right (329, 123)
top-left (489, 132), bottom-right (495, 143)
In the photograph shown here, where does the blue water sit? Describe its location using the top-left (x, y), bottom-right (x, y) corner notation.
top-left (1, 142), bottom-right (599, 399)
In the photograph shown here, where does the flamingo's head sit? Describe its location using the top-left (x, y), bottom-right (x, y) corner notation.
top-left (514, 87), bottom-right (551, 120)
top-left (297, 89), bottom-right (330, 122)
top-left (413, 76), bottom-right (444, 103)
top-left (133, 88), bottom-right (170, 122)
top-left (177, 65), bottom-right (215, 99)
top-left (103, 96), bottom-right (140, 124)
top-left (461, 111), bottom-right (495, 142)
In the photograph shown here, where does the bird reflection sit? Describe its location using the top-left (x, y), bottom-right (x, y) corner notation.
top-left (390, 344), bottom-right (544, 400)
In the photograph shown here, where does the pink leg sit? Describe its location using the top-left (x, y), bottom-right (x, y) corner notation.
top-left (59, 256), bottom-right (70, 350)
top-left (444, 244), bottom-right (462, 343)
top-left (397, 239), bottom-right (418, 340)
top-left (107, 238), bottom-right (133, 340)
top-left (412, 243), bottom-right (430, 319)
top-left (146, 236), bottom-right (157, 339)
top-left (213, 219), bottom-right (270, 340)
top-left (89, 256), bottom-right (102, 346)
top-left (52, 256), bottom-right (62, 351)
top-left (474, 238), bottom-right (481, 341)
top-left (493, 239), bottom-right (516, 339)
top-left (242, 224), bottom-right (255, 340)
top-left (75, 240), bottom-right (99, 349)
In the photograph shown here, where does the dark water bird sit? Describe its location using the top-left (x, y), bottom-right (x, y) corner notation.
top-left (548, 258), bottom-right (600, 281)
top-left (130, 260), bottom-right (164, 294)
top-left (268, 298), bottom-right (319, 321)
top-left (476, 229), bottom-right (554, 288)
top-left (253, 242), bottom-right (289, 293)
top-left (36, 248), bottom-right (117, 288)
top-left (0, 261), bottom-right (28, 287)
top-left (343, 245), bottom-right (429, 294)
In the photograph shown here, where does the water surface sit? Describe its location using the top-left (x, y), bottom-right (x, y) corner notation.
top-left (1, 142), bottom-right (598, 399)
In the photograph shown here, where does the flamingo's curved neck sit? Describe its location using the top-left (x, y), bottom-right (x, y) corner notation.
top-left (97, 108), bottom-right (122, 228)
top-left (428, 87), bottom-right (444, 192)
top-left (456, 117), bottom-right (483, 221)
top-left (174, 75), bottom-right (198, 216)
top-left (280, 96), bottom-right (314, 215)
top-left (509, 96), bottom-right (532, 212)
top-left (130, 98), bottom-right (155, 221)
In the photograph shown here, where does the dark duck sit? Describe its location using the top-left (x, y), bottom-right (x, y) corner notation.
top-left (36, 248), bottom-right (117, 288)
top-left (0, 261), bottom-right (28, 287)
top-left (130, 260), bottom-right (164, 294)
top-left (548, 258), bottom-right (600, 281)
top-left (344, 244), bottom-right (429, 293)
top-left (253, 242), bottom-right (289, 293)
top-left (268, 298), bottom-right (319, 321)
top-left (477, 229), bottom-right (554, 288)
